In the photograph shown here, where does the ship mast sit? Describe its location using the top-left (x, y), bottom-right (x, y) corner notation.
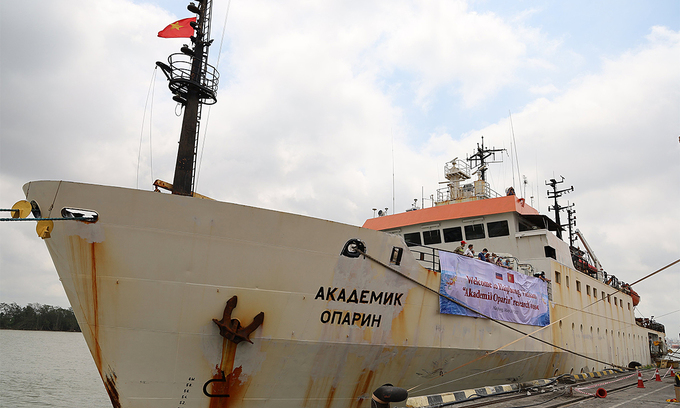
top-left (156, 0), bottom-right (219, 196)
top-left (566, 203), bottom-right (576, 247)
top-left (467, 136), bottom-right (505, 182)
top-left (545, 176), bottom-right (573, 240)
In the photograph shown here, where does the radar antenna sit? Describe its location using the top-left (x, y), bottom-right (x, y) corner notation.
top-left (467, 136), bottom-right (506, 182)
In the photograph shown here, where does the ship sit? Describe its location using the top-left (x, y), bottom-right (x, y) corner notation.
top-left (7, 0), bottom-right (667, 407)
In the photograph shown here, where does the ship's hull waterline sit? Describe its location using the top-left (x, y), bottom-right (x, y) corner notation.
top-left (24, 180), bottom-right (654, 407)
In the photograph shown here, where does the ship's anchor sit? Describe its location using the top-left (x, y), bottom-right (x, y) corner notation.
top-left (212, 295), bottom-right (264, 344)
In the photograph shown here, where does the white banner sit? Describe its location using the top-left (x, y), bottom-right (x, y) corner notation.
top-left (439, 252), bottom-right (550, 326)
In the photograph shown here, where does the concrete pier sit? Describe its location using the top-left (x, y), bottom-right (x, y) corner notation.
top-left (402, 368), bottom-right (678, 407)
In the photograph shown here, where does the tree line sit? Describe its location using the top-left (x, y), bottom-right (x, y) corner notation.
top-left (0, 302), bottom-right (81, 332)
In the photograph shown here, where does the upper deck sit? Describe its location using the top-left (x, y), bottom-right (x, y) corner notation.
top-left (363, 195), bottom-right (539, 231)
top-left (362, 191), bottom-right (570, 265)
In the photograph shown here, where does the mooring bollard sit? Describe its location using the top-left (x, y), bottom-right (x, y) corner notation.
top-left (371, 384), bottom-right (408, 408)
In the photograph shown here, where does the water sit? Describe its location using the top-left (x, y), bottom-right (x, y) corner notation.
top-left (0, 330), bottom-right (111, 407)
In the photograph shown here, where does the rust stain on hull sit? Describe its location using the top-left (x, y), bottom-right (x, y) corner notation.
top-left (104, 370), bottom-right (121, 408)
top-left (90, 242), bottom-right (102, 372)
top-left (89, 242), bottom-right (113, 407)
top-left (350, 369), bottom-right (374, 408)
top-left (324, 385), bottom-right (337, 408)
top-left (209, 338), bottom-right (252, 408)
top-left (302, 375), bottom-right (335, 408)
top-left (68, 238), bottom-right (110, 405)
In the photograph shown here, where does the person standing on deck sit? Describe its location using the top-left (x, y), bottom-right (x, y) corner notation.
top-left (464, 244), bottom-right (474, 257)
top-left (454, 241), bottom-right (466, 254)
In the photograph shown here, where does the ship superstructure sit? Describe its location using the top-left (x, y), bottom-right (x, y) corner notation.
top-left (363, 142), bottom-right (667, 380)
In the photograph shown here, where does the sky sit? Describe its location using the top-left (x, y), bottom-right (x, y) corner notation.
top-left (1, 0), bottom-right (678, 341)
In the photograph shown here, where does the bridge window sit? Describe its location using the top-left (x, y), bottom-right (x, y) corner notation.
top-left (487, 220), bottom-right (509, 237)
top-left (544, 246), bottom-right (556, 259)
top-left (422, 229), bottom-right (442, 245)
top-left (404, 232), bottom-right (421, 247)
top-left (443, 226), bottom-right (463, 243)
top-left (464, 223), bottom-right (485, 240)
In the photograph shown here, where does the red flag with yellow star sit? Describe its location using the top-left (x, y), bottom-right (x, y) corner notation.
top-left (158, 17), bottom-right (196, 38)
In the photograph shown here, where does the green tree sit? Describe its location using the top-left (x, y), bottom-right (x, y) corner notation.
top-left (0, 302), bottom-right (80, 332)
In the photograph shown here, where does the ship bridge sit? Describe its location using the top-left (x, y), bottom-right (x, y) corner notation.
top-left (363, 194), bottom-right (568, 271)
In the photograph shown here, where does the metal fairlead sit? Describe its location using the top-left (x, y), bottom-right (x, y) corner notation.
top-left (1, 200), bottom-right (99, 239)
top-left (341, 238), bottom-right (366, 258)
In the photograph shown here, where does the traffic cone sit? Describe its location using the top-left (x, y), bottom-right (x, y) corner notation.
top-left (670, 366), bottom-right (675, 378)
top-left (655, 368), bottom-right (661, 382)
top-left (637, 370), bottom-right (645, 388)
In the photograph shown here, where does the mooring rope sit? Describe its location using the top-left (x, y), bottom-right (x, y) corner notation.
top-left (358, 250), bottom-right (679, 393)
top-left (573, 372), bottom-right (635, 396)
top-left (0, 217), bottom-right (94, 222)
top-left (413, 352), bottom-right (552, 395)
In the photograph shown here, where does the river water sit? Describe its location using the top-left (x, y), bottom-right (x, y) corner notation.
top-left (0, 329), bottom-right (111, 407)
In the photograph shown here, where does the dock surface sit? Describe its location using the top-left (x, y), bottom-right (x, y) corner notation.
top-left (405, 368), bottom-right (678, 408)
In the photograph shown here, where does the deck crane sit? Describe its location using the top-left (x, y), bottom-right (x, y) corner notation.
top-left (575, 229), bottom-right (604, 281)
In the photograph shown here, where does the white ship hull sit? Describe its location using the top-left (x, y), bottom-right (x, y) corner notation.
top-left (24, 180), bottom-right (657, 408)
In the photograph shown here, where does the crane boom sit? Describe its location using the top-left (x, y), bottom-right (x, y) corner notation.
top-left (575, 229), bottom-right (603, 280)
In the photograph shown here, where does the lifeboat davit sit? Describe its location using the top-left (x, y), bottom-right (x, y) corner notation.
top-left (630, 288), bottom-right (640, 306)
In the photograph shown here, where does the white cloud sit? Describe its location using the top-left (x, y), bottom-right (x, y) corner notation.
top-left (529, 84), bottom-right (559, 95)
top-left (374, 1), bottom-right (530, 108)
